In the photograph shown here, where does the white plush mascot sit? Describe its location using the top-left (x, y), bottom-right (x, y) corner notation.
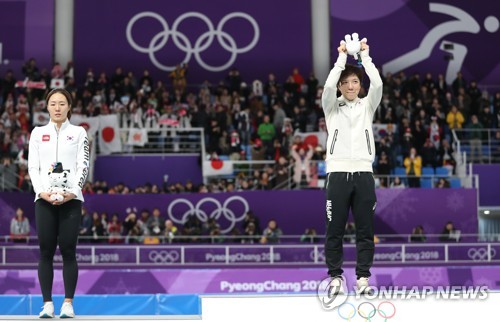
top-left (341, 33), bottom-right (367, 60)
top-left (48, 162), bottom-right (71, 202)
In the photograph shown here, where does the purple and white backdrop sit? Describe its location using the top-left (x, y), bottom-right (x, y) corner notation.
top-left (330, 0), bottom-right (500, 85)
top-left (73, 0), bottom-right (313, 84)
top-left (0, 266), bottom-right (498, 295)
top-left (0, 0), bottom-right (54, 78)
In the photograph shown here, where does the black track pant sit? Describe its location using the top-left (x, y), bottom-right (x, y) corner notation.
top-left (324, 172), bottom-right (376, 278)
top-left (35, 199), bottom-right (82, 301)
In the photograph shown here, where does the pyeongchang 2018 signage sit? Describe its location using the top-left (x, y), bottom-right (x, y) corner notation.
top-left (74, 0), bottom-right (312, 84)
top-left (0, 0), bottom-right (54, 77)
top-left (330, 0), bottom-right (500, 85)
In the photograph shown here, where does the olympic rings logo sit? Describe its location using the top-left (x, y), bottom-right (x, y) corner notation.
top-left (167, 196), bottom-right (249, 234)
top-left (126, 11), bottom-right (260, 72)
top-left (148, 250), bottom-right (180, 263)
top-left (337, 301), bottom-right (396, 321)
top-left (467, 247), bottom-right (496, 261)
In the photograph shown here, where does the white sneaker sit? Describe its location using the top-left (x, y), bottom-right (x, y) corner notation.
top-left (60, 302), bottom-right (75, 319)
top-left (357, 277), bottom-right (374, 294)
top-left (329, 275), bottom-right (346, 296)
top-left (39, 302), bottom-right (54, 318)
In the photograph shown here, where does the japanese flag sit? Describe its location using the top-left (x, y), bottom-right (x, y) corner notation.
top-left (98, 115), bottom-right (122, 155)
top-left (203, 160), bottom-right (234, 176)
top-left (50, 78), bottom-right (65, 89)
top-left (127, 128), bottom-right (148, 146)
top-left (71, 114), bottom-right (100, 136)
top-left (32, 112), bottom-right (50, 126)
top-left (294, 131), bottom-right (327, 150)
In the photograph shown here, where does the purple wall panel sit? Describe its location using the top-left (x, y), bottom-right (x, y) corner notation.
top-left (0, 266), bottom-right (498, 295)
top-left (0, 0), bottom-right (54, 77)
top-left (472, 164), bottom-right (500, 206)
top-left (93, 155), bottom-right (203, 188)
top-left (330, 0), bottom-right (500, 85)
top-left (0, 188), bottom-right (478, 236)
top-left (73, 0), bottom-right (312, 84)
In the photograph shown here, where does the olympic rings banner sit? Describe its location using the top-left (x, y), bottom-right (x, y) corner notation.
top-left (74, 0), bottom-right (312, 83)
top-left (0, 188), bottom-right (477, 237)
top-left (0, 0), bottom-right (54, 78)
top-left (330, 0), bottom-right (500, 85)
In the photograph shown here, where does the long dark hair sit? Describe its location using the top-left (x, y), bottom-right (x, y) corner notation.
top-left (45, 88), bottom-right (73, 120)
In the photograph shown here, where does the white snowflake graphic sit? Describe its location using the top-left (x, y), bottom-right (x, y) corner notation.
top-left (474, 277), bottom-right (494, 289)
top-left (446, 191), bottom-right (465, 213)
top-left (102, 277), bottom-right (139, 294)
top-left (377, 190), bottom-right (418, 225)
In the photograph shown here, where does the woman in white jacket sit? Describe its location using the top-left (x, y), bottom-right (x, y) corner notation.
top-left (28, 88), bottom-right (89, 318)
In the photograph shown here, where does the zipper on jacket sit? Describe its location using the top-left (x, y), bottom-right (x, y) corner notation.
top-left (365, 129), bottom-right (372, 155)
top-left (55, 125), bottom-right (60, 162)
top-left (329, 129), bottom-right (338, 155)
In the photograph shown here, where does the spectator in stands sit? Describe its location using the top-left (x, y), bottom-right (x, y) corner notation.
top-left (410, 225), bottom-right (426, 242)
top-left (390, 176), bottom-right (406, 189)
top-left (421, 138), bottom-right (438, 168)
top-left (446, 105), bottom-right (465, 135)
top-left (10, 207), bottom-right (30, 243)
top-left (164, 219), bottom-right (178, 244)
top-left (376, 151), bottom-right (391, 176)
top-left (274, 156), bottom-right (289, 188)
top-left (436, 178), bottom-right (450, 188)
top-left (439, 221), bottom-right (460, 242)
top-left (479, 105), bottom-right (495, 130)
top-left (122, 211), bottom-right (138, 239)
top-left (182, 214), bottom-right (202, 242)
top-left (404, 147), bottom-right (422, 187)
top-left (91, 211), bottom-right (105, 243)
top-left (242, 222), bottom-right (260, 244)
top-left (257, 114), bottom-right (276, 160)
top-left (301, 228), bottom-right (319, 243)
top-left (147, 208), bottom-right (165, 238)
top-left (261, 219), bottom-right (282, 244)
top-left (107, 213), bottom-right (123, 243)
top-left (79, 208), bottom-right (92, 242)
top-left (438, 138), bottom-right (455, 175)
top-left (0, 157), bottom-right (18, 191)
top-left (291, 144), bottom-right (313, 188)
top-left (468, 115), bottom-right (484, 163)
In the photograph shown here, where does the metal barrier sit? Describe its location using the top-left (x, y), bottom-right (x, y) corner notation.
top-left (452, 128), bottom-right (500, 164)
top-left (1, 241), bottom-right (499, 266)
top-left (116, 127), bottom-right (205, 154)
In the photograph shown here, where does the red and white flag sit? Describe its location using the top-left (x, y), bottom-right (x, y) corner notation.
top-left (294, 131), bottom-right (328, 150)
top-left (50, 78), bottom-right (65, 89)
top-left (127, 128), bottom-right (148, 146)
top-left (71, 114), bottom-right (100, 136)
top-left (203, 160), bottom-right (234, 176)
top-left (32, 112), bottom-right (50, 126)
top-left (98, 115), bottom-right (122, 155)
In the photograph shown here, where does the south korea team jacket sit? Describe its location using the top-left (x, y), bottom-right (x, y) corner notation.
top-left (28, 119), bottom-right (89, 202)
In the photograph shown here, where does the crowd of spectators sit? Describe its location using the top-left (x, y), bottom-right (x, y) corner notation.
top-left (76, 206), bottom-right (289, 245)
top-left (1, 58), bottom-right (500, 192)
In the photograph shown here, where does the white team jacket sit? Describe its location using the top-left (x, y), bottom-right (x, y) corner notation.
top-left (28, 119), bottom-right (90, 202)
top-left (321, 51), bottom-right (383, 173)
